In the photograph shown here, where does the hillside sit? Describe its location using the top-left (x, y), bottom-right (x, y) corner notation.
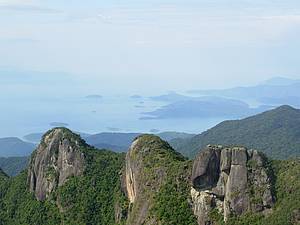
top-left (172, 105), bottom-right (300, 159)
top-left (83, 132), bottom-right (195, 152)
top-left (0, 168), bottom-right (8, 181)
top-left (0, 128), bottom-right (298, 225)
top-left (0, 156), bottom-right (29, 176)
top-left (0, 137), bottom-right (35, 157)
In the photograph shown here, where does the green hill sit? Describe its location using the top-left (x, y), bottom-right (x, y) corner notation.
top-left (171, 105), bottom-right (300, 159)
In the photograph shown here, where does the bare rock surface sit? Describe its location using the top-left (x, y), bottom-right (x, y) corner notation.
top-left (28, 128), bottom-right (85, 201)
top-left (124, 134), bottom-right (187, 225)
top-left (191, 145), bottom-right (274, 225)
top-left (125, 135), bottom-right (168, 225)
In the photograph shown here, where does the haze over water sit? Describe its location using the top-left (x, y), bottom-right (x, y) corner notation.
top-left (1, 0), bottom-right (300, 137)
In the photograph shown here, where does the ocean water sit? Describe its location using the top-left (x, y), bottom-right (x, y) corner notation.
top-left (0, 95), bottom-right (230, 138)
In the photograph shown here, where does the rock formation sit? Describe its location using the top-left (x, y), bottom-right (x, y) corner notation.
top-left (124, 134), bottom-right (187, 225)
top-left (28, 128), bottom-right (86, 201)
top-left (191, 145), bottom-right (274, 225)
top-left (125, 135), bottom-right (165, 225)
top-left (125, 138), bottom-right (139, 204)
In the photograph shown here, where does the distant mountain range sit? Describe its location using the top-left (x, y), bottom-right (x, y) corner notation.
top-left (2, 105), bottom-right (300, 178)
top-left (0, 137), bottom-right (35, 157)
top-left (22, 131), bottom-right (195, 155)
top-left (76, 131), bottom-right (195, 153)
top-left (171, 105), bottom-right (300, 159)
top-left (0, 156), bottom-right (29, 176)
top-left (2, 103), bottom-right (300, 162)
top-left (187, 77), bottom-right (300, 107)
top-left (145, 77), bottom-right (300, 120)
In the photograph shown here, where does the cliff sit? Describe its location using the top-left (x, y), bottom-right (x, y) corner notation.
top-left (124, 134), bottom-right (196, 225)
top-left (27, 128), bottom-right (86, 201)
top-left (191, 145), bottom-right (274, 225)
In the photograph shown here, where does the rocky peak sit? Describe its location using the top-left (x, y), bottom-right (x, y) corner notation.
top-left (125, 135), bottom-right (174, 202)
top-left (125, 134), bottom-right (184, 224)
top-left (28, 128), bottom-right (86, 201)
top-left (191, 145), bottom-right (274, 225)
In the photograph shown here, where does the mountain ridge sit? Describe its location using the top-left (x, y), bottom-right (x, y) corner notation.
top-left (171, 105), bottom-right (300, 159)
top-left (0, 137), bottom-right (35, 157)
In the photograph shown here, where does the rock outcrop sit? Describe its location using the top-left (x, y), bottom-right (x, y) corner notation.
top-left (124, 134), bottom-right (188, 225)
top-left (191, 145), bottom-right (274, 225)
top-left (28, 128), bottom-right (86, 201)
top-left (125, 138), bottom-right (139, 204)
top-left (125, 135), bottom-right (167, 225)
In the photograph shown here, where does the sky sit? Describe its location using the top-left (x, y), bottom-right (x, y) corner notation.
top-left (1, 0), bottom-right (300, 137)
top-left (1, 0), bottom-right (300, 95)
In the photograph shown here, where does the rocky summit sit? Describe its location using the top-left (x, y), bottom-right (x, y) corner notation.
top-left (27, 128), bottom-right (86, 200)
top-left (191, 145), bottom-right (274, 225)
top-left (124, 134), bottom-right (193, 224)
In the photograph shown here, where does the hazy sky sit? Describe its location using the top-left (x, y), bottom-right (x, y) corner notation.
top-left (1, 0), bottom-right (300, 94)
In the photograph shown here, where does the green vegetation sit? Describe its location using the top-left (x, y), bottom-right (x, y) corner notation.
top-left (0, 171), bottom-right (61, 225)
top-left (0, 156), bottom-right (29, 176)
top-left (171, 105), bottom-right (300, 159)
top-left (151, 161), bottom-right (197, 225)
top-left (55, 148), bottom-right (126, 225)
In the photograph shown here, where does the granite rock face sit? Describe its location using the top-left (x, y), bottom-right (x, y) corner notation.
top-left (28, 128), bottom-right (85, 201)
top-left (125, 135), bottom-right (166, 225)
top-left (124, 134), bottom-right (186, 225)
top-left (191, 145), bottom-right (274, 225)
top-left (125, 138), bottom-right (140, 204)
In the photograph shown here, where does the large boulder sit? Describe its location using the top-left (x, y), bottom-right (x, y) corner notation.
top-left (191, 145), bottom-right (274, 225)
top-left (28, 128), bottom-right (86, 201)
